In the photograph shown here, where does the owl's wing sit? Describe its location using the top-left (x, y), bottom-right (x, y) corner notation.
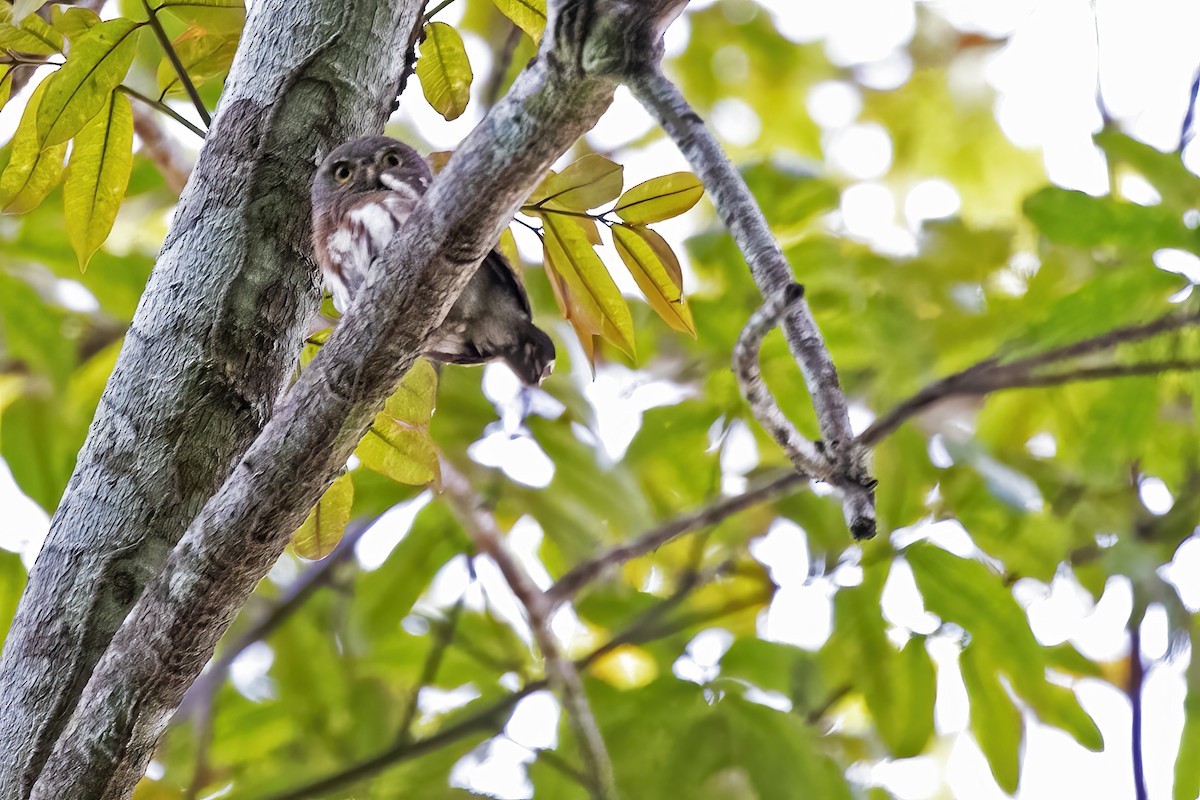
top-left (478, 247), bottom-right (532, 317)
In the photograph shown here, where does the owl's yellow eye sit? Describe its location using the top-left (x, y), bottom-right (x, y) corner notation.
top-left (382, 151), bottom-right (401, 168)
top-left (333, 163), bottom-right (353, 183)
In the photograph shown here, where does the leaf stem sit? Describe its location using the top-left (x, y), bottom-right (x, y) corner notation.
top-left (423, 0), bottom-right (457, 22)
top-left (118, 84), bottom-right (206, 140)
top-left (141, 0), bottom-right (211, 128)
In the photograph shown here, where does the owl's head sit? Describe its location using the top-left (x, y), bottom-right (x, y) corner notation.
top-left (312, 135), bottom-right (434, 208)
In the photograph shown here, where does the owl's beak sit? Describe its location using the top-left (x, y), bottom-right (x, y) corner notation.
top-left (379, 170), bottom-right (421, 201)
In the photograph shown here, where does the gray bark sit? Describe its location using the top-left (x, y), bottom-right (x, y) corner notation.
top-left (0, 0), bottom-right (424, 796)
top-left (20, 2), bottom-right (686, 797)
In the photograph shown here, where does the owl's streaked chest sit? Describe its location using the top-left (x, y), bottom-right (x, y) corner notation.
top-left (314, 191), bottom-right (417, 312)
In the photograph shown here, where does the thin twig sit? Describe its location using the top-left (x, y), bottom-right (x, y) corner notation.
top-left (118, 84), bottom-right (207, 139)
top-left (732, 283), bottom-right (832, 479)
top-left (483, 23), bottom-right (523, 110)
top-left (423, 0), bottom-right (457, 22)
top-left (546, 471), bottom-right (803, 607)
top-left (141, 0), bottom-right (211, 127)
top-left (440, 461), bottom-right (618, 800)
top-left (858, 310), bottom-right (1200, 447)
top-left (1128, 622), bottom-right (1148, 800)
top-left (263, 562), bottom-right (732, 800)
top-left (396, 590), bottom-right (468, 746)
top-left (130, 102), bottom-right (193, 193)
top-left (630, 66), bottom-right (875, 540)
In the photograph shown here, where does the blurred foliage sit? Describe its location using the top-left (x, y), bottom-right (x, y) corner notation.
top-left (2, 0), bottom-right (1200, 798)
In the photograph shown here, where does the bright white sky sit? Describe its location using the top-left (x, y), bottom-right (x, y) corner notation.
top-left (3, 1), bottom-right (1200, 798)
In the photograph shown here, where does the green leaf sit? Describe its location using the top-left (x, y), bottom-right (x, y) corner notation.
top-left (384, 359), bottom-right (438, 427)
top-left (491, 0), bottom-right (546, 39)
top-left (827, 560), bottom-right (935, 758)
top-left (50, 5), bottom-right (101, 42)
top-left (615, 172), bottom-right (704, 224)
top-left (0, 549), bottom-right (24, 645)
top-left (960, 643), bottom-right (1022, 793)
top-left (291, 472), bottom-right (353, 560)
top-left (1175, 619), bottom-right (1200, 800)
top-left (0, 4), bottom-right (64, 54)
top-left (719, 638), bottom-right (826, 714)
top-left (541, 212), bottom-right (636, 357)
top-left (0, 81), bottom-right (67, 214)
top-left (1023, 186), bottom-right (1196, 252)
top-left (37, 17), bottom-right (141, 147)
top-left (907, 544), bottom-right (1103, 751)
top-left (416, 21), bottom-right (472, 122)
top-left (1095, 129), bottom-right (1200, 209)
top-left (612, 223), bottom-right (696, 336)
top-left (357, 417), bottom-right (440, 486)
top-left (528, 154), bottom-right (623, 211)
top-left (156, 25), bottom-right (239, 98)
top-left (64, 91), bottom-right (133, 270)
top-left (352, 503), bottom-right (465, 639)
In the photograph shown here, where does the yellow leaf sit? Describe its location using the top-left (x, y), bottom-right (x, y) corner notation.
top-left (64, 92), bottom-right (133, 270)
top-left (499, 227), bottom-right (520, 266)
top-left (491, 0), bottom-right (546, 39)
top-left (357, 417), bottom-right (440, 486)
top-left (0, 5), bottom-right (63, 55)
top-left (527, 154), bottom-right (623, 212)
top-left (589, 644), bottom-right (658, 689)
top-left (416, 21), bottom-right (472, 122)
top-left (37, 17), bottom-right (140, 147)
top-left (612, 224), bottom-right (696, 336)
top-left (614, 171), bottom-right (704, 224)
top-left (0, 67), bottom-right (11, 113)
top-left (49, 6), bottom-right (100, 42)
top-left (156, 25), bottom-right (239, 98)
top-left (0, 82), bottom-right (67, 214)
top-left (384, 359), bottom-right (438, 426)
top-left (292, 472), bottom-right (354, 560)
top-left (540, 213), bottom-right (635, 358)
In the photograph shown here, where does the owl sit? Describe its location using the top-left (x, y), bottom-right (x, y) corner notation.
top-left (311, 135), bottom-right (555, 385)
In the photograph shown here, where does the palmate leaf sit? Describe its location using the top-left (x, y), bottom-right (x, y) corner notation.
top-left (37, 17), bottom-right (141, 147)
top-left (0, 3), bottom-right (63, 54)
top-left (612, 223), bottom-right (696, 336)
top-left (614, 171), bottom-right (704, 224)
top-left (416, 21), bottom-right (472, 122)
top-left (0, 81), bottom-right (67, 214)
top-left (156, 24), bottom-right (239, 98)
top-left (291, 471), bottom-right (354, 560)
top-left (64, 91), bottom-right (133, 270)
top-left (492, 0), bottom-right (546, 39)
top-left (540, 211), bottom-right (636, 358)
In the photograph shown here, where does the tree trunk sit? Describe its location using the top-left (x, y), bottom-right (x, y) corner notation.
top-left (0, 0), bottom-right (423, 796)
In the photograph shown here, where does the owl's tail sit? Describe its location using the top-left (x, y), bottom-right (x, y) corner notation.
top-left (505, 324), bottom-right (556, 386)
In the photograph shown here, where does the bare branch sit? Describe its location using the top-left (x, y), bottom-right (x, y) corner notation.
top-left (142, 0), bottom-right (211, 128)
top-left (546, 471), bottom-right (804, 607)
top-left (629, 67), bottom-right (876, 540)
top-left (733, 283), bottom-right (831, 477)
top-left (859, 310), bottom-right (1200, 447)
top-left (440, 462), bottom-right (617, 800)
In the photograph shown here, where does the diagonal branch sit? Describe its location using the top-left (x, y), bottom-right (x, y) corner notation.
top-left (141, 0), bottom-right (211, 127)
top-left (629, 66), bottom-right (876, 541)
top-left (858, 310), bottom-right (1200, 447)
top-left (440, 461), bottom-right (617, 800)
